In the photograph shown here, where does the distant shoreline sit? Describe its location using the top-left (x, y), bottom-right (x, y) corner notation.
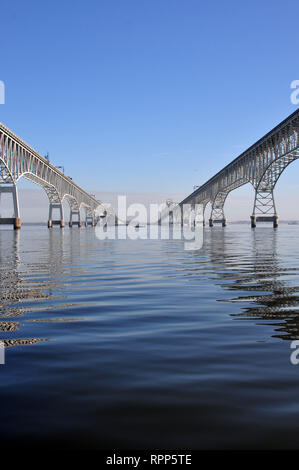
top-left (16, 220), bottom-right (299, 226)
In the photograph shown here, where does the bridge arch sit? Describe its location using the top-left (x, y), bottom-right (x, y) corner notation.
top-left (223, 182), bottom-right (254, 223)
top-left (251, 150), bottom-right (299, 227)
top-left (80, 203), bottom-right (95, 227)
top-left (63, 194), bottom-right (80, 212)
top-left (209, 178), bottom-right (248, 227)
top-left (20, 172), bottom-right (62, 204)
top-left (62, 194), bottom-right (82, 227)
top-left (209, 191), bottom-right (229, 227)
top-left (19, 173), bottom-right (64, 227)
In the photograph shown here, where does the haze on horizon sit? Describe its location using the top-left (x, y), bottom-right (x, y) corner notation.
top-left (2, 184), bottom-right (298, 224)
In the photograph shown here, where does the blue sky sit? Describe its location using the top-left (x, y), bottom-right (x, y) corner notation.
top-left (1, 0), bottom-right (299, 214)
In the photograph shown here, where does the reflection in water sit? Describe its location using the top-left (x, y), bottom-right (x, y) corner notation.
top-left (4, 338), bottom-right (50, 347)
top-left (0, 229), bottom-right (82, 347)
top-left (208, 228), bottom-right (299, 340)
top-left (1, 225), bottom-right (299, 347)
top-left (0, 321), bottom-right (20, 331)
top-left (163, 226), bottom-right (299, 342)
top-left (28, 317), bottom-right (84, 323)
top-left (1, 225), bottom-right (299, 449)
top-left (0, 231), bottom-right (56, 320)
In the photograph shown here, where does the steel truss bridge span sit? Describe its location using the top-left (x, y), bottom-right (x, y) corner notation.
top-left (179, 108), bottom-right (299, 228)
top-left (0, 123), bottom-right (114, 229)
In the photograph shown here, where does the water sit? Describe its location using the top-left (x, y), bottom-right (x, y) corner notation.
top-left (1, 224), bottom-right (299, 449)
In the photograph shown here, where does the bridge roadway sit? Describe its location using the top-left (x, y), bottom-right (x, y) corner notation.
top-left (175, 108), bottom-right (299, 228)
top-left (0, 123), bottom-right (115, 229)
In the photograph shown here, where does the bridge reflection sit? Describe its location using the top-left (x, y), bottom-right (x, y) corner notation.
top-left (216, 229), bottom-right (299, 341)
top-left (0, 229), bottom-right (84, 348)
top-left (222, 230), bottom-right (299, 341)
top-left (176, 227), bottom-right (299, 342)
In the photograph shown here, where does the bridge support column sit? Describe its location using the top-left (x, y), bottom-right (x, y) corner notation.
top-left (250, 216), bottom-right (256, 228)
top-left (84, 207), bottom-right (95, 227)
top-left (251, 188), bottom-right (278, 228)
top-left (48, 203), bottom-right (64, 228)
top-left (85, 216), bottom-right (94, 227)
top-left (209, 217), bottom-right (226, 227)
top-left (0, 184), bottom-right (21, 229)
top-left (69, 210), bottom-right (82, 227)
top-left (250, 215), bottom-right (278, 228)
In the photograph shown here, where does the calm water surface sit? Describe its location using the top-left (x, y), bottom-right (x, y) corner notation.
top-left (1, 224), bottom-right (299, 449)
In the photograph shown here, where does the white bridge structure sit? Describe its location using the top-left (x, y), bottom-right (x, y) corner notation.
top-left (161, 109), bottom-right (299, 228)
top-left (0, 123), bottom-right (115, 229)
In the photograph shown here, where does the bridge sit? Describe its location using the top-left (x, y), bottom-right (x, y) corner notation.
top-left (0, 123), bottom-right (114, 229)
top-left (3, 109), bottom-right (299, 231)
top-left (175, 108), bottom-right (299, 228)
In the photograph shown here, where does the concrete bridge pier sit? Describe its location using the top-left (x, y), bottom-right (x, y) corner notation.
top-left (0, 184), bottom-right (21, 229)
top-left (85, 216), bottom-right (95, 227)
top-left (48, 203), bottom-right (64, 228)
top-left (251, 215), bottom-right (279, 229)
top-left (250, 215), bottom-right (256, 228)
top-left (69, 209), bottom-right (82, 228)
